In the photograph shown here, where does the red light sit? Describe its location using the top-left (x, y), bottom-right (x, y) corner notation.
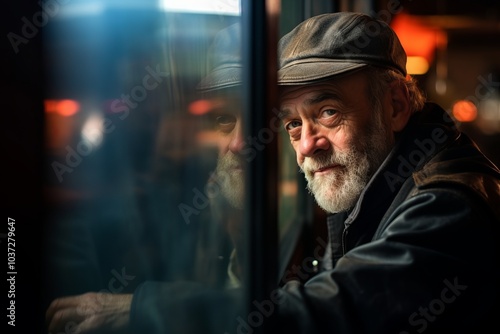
top-left (188, 99), bottom-right (214, 115)
top-left (45, 99), bottom-right (80, 116)
top-left (452, 100), bottom-right (477, 122)
top-left (391, 12), bottom-right (446, 74)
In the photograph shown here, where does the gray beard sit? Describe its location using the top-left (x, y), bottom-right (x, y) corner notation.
top-left (214, 151), bottom-right (245, 210)
top-left (301, 109), bottom-right (392, 214)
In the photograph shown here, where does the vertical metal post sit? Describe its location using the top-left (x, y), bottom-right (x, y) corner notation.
top-left (241, 0), bottom-right (280, 332)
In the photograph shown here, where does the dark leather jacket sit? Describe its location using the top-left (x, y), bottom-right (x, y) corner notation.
top-left (131, 103), bottom-right (500, 334)
top-left (277, 102), bottom-right (500, 333)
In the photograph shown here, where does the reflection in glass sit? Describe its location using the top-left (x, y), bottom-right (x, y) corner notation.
top-left (43, 1), bottom-right (245, 333)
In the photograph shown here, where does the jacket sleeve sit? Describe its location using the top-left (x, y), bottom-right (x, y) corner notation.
top-left (275, 189), bottom-right (499, 334)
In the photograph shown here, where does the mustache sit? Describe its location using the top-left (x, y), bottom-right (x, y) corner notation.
top-left (300, 152), bottom-right (341, 174)
top-left (217, 151), bottom-right (245, 170)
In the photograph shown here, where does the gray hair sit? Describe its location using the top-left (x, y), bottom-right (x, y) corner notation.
top-left (365, 66), bottom-right (427, 114)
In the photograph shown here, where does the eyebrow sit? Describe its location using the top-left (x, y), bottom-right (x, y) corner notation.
top-left (278, 91), bottom-right (341, 119)
top-left (304, 92), bottom-right (341, 106)
top-left (277, 109), bottom-right (291, 120)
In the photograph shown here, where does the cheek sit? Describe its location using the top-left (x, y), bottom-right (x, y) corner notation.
top-left (296, 155), bottom-right (304, 167)
top-left (327, 129), bottom-right (351, 152)
top-left (291, 141), bottom-right (304, 165)
top-left (217, 137), bottom-right (231, 156)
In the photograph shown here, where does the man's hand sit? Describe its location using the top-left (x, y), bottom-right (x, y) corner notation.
top-left (46, 292), bottom-right (133, 334)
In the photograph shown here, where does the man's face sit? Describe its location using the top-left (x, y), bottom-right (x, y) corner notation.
top-left (209, 94), bottom-right (245, 210)
top-left (279, 70), bottom-right (394, 213)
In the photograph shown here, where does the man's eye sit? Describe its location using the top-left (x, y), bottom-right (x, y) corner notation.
top-left (321, 109), bottom-right (337, 117)
top-left (216, 114), bottom-right (236, 126)
top-left (285, 120), bottom-right (301, 131)
top-left (215, 114), bottom-right (236, 133)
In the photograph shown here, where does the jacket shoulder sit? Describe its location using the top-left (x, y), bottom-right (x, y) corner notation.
top-left (412, 133), bottom-right (500, 219)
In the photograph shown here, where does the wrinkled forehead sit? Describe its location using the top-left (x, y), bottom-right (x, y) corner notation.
top-left (278, 84), bottom-right (334, 103)
top-left (278, 70), bottom-right (369, 109)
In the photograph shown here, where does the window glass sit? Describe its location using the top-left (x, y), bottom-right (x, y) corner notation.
top-left (43, 1), bottom-right (247, 332)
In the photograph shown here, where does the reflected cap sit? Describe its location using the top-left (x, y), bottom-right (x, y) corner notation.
top-left (278, 12), bottom-right (407, 85)
top-left (197, 22), bottom-right (242, 92)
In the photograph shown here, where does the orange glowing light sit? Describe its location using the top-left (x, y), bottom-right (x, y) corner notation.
top-left (189, 99), bottom-right (213, 115)
top-left (452, 100), bottom-right (477, 122)
top-left (391, 12), bottom-right (446, 74)
top-left (58, 100), bottom-right (80, 116)
top-left (406, 56), bottom-right (429, 75)
top-left (45, 99), bottom-right (80, 116)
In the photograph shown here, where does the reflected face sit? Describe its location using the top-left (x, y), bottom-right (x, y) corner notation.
top-left (209, 95), bottom-right (245, 210)
top-left (279, 71), bottom-right (394, 213)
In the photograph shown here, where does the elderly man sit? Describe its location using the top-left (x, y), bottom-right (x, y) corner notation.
top-left (274, 12), bottom-right (500, 333)
top-left (46, 12), bottom-right (500, 334)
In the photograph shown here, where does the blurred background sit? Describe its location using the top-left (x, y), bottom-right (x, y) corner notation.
top-left (387, 0), bottom-right (500, 167)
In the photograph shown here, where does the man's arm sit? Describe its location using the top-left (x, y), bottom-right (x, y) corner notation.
top-left (275, 189), bottom-right (499, 334)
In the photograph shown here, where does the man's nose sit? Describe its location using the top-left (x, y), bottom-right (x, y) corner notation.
top-left (228, 122), bottom-right (245, 154)
top-left (299, 124), bottom-right (330, 157)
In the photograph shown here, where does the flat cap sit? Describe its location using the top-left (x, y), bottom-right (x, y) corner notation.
top-left (278, 12), bottom-right (407, 85)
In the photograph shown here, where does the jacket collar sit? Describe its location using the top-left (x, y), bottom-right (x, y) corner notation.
top-left (327, 103), bottom-right (460, 253)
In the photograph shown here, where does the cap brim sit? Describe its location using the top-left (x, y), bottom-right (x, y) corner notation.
top-left (197, 64), bottom-right (242, 92)
top-left (278, 59), bottom-right (367, 85)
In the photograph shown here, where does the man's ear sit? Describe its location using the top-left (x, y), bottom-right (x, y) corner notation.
top-left (388, 80), bottom-right (411, 132)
